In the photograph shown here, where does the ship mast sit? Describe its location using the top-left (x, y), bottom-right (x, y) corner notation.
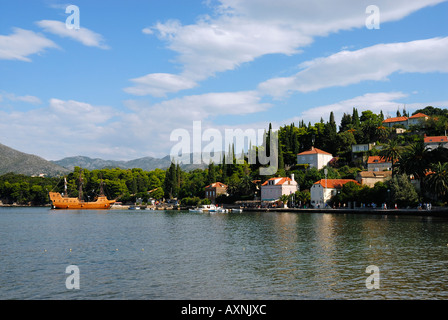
top-left (64, 177), bottom-right (68, 197)
top-left (99, 177), bottom-right (105, 196)
top-left (78, 173), bottom-right (83, 201)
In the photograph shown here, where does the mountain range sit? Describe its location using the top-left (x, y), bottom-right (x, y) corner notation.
top-left (0, 142), bottom-right (208, 176)
top-left (51, 154), bottom-right (211, 172)
top-left (0, 143), bottom-right (70, 177)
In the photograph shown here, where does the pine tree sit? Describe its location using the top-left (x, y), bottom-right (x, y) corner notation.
top-left (207, 162), bottom-right (216, 185)
top-left (339, 113), bottom-right (352, 132)
top-left (352, 108), bottom-right (360, 129)
top-left (164, 161), bottom-right (177, 199)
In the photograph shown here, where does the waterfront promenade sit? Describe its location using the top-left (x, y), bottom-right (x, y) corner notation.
top-left (242, 206), bottom-right (448, 217)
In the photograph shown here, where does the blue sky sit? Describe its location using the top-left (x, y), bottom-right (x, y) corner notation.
top-left (0, 0), bottom-right (447, 161)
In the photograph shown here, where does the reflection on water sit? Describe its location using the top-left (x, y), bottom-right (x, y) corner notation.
top-left (0, 207), bottom-right (447, 299)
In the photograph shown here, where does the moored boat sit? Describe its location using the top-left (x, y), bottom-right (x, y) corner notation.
top-left (49, 175), bottom-right (115, 210)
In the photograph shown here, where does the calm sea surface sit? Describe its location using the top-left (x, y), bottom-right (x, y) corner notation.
top-left (1, 207), bottom-right (447, 300)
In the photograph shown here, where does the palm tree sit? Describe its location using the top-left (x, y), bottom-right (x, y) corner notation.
top-left (399, 141), bottom-right (431, 195)
top-left (279, 194), bottom-right (290, 207)
top-left (379, 139), bottom-right (404, 177)
top-left (426, 162), bottom-right (448, 202)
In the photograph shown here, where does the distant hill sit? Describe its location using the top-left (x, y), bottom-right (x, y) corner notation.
top-left (0, 143), bottom-right (70, 177)
top-left (0, 142), bottom-right (215, 177)
top-left (52, 153), bottom-right (212, 172)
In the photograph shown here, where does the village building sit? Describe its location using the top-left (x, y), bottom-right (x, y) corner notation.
top-left (408, 113), bottom-right (429, 126)
top-left (382, 113), bottom-right (429, 129)
top-left (382, 116), bottom-right (409, 128)
top-left (367, 156), bottom-right (393, 172)
top-left (261, 175), bottom-right (298, 201)
top-left (297, 147), bottom-right (333, 170)
top-left (424, 135), bottom-right (448, 150)
top-left (205, 182), bottom-right (228, 203)
top-left (351, 143), bottom-right (380, 162)
top-left (310, 179), bottom-right (359, 208)
top-left (356, 171), bottom-right (392, 187)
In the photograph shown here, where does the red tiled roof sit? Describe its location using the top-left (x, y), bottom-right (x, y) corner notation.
top-left (261, 177), bottom-right (294, 186)
top-left (382, 116), bottom-right (408, 123)
top-left (424, 136), bottom-right (448, 143)
top-left (297, 147), bottom-right (332, 156)
top-left (367, 156), bottom-right (392, 164)
top-left (313, 179), bottom-right (359, 189)
top-left (409, 113), bottom-right (428, 119)
top-left (205, 182), bottom-right (227, 189)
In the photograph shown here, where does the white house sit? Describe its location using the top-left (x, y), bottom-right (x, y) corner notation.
top-left (310, 179), bottom-right (359, 208)
top-left (367, 156), bottom-right (392, 171)
top-left (424, 135), bottom-right (448, 150)
top-left (261, 174), bottom-right (298, 201)
top-left (382, 113), bottom-right (429, 128)
top-left (408, 113), bottom-right (429, 126)
top-left (297, 147), bottom-right (333, 170)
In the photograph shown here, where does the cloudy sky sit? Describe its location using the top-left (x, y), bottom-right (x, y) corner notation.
top-left (0, 0), bottom-right (447, 161)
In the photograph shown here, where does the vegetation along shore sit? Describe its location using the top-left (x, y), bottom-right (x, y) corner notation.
top-left (1, 107), bottom-right (447, 214)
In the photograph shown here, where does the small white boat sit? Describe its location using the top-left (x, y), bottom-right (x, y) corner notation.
top-left (189, 208), bottom-right (203, 213)
top-left (231, 208), bottom-right (243, 213)
top-left (202, 204), bottom-right (217, 212)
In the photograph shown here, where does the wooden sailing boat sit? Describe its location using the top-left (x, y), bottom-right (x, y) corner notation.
top-left (49, 174), bottom-right (115, 210)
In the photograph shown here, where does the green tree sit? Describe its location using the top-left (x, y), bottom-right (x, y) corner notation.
top-left (379, 139), bottom-right (404, 177)
top-left (399, 140), bottom-right (430, 196)
top-left (390, 174), bottom-right (419, 207)
top-left (426, 162), bottom-right (448, 203)
top-left (164, 162), bottom-right (178, 198)
top-left (339, 113), bottom-right (352, 132)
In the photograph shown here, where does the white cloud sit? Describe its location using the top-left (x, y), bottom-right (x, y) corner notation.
top-left (124, 73), bottom-right (198, 97)
top-left (258, 37), bottom-right (448, 98)
top-left (0, 28), bottom-right (58, 61)
top-left (0, 91), bottom-right (270, 160)
top-left (131, 0), bottom-right (446, 97)
top-left (218, 0), bottom-right (446, 36)
top-left (0, 98), bottom-right (118, 160)
top-left (283, 91), bottom-right (448, 127)
top-left (36, 20), bottom-right (109, 49)
top-left (1, 92), bottom-right (42, 104)
top-left (298, 92), bottom-right (410, 124)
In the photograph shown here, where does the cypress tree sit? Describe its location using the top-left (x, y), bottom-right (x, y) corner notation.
top-left (352, 108), bottom-right (360, 129)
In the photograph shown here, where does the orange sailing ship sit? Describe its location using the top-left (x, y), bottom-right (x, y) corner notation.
top-left (49, 176), bottom-right (115, 210)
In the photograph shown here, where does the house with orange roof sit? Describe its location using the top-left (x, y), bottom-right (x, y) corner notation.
top-left (205, 182), bottom-right (228, 203)
top-left (367, 156), bottom-right (393, 171)
top-left (297, 146), bottom-right (333, 170)
top-left (408, 113), bottom-right (429, 126)
top-left (382, 113), bottom-right (429, 128)
top-left (310, 179), bottom-right (359, 208)
top-left (261, 174), bottom-right (298, 201)
top-left (424, 135), bottom-right (448, 150)
top-left (382, 116), bottom-right (409, 128)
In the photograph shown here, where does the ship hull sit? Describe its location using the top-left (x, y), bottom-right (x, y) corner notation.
top-left (49, 192), bottom-right (115, 210)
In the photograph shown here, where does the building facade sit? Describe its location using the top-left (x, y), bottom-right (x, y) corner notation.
top-left (297, 147), bottom-right (333, 170)
top-left (261, 175), bottom-right (298, 201)
top-left (205, 182), bottom-right (228, 203)
top-left (424, 135), bottom-right (448, 150)
top-left (382, 113), bottom-right (429, 128)
top-left (356, 171), bottom-right (392, 187)
top-left (310, 179), bottom-right (359, 208)
top-left (367, 156), bottom-right (392, 171)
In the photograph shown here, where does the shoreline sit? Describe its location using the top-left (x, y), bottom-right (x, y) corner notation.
top-left (242, 207), bottom-right (448, 218)
top-left (1, 204), bottom-right (448, 218)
